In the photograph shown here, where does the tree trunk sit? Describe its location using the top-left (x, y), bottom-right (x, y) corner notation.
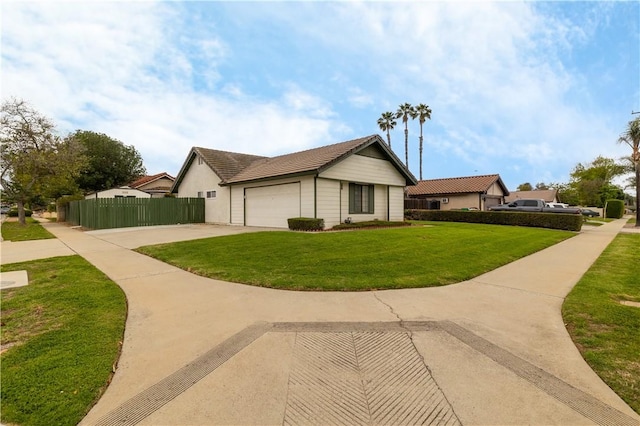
top-left (386, 130), bottom-right (391, 148)
top-left (17, 199), bottom-right (26, 225)
top-left (419, 135), bottom-right (423, 180)
top-left (404, 126), bottom-right (409, 167)
top-left (635, 164), bottom-right (639, 227)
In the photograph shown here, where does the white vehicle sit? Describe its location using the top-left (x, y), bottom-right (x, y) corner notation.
top-left (545, 203), bottom-right (568, 208)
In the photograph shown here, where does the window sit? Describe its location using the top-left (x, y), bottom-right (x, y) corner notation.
top-left (206, 190), bottom-right (216, 198)
top-left (349, 183), bottom-right (374, 214)
top-left (197, 191), bottom-right (204, 198)
top-left (197, 156), bottom-right (204, 165)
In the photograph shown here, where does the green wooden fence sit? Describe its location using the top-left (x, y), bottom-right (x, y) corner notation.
top-left (66, 198), bottom-right (205, 230)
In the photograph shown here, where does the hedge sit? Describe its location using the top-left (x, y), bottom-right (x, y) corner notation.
top-left (605, 199), bottom-right (624, 219)
top-left (8, 208), bottom-right (33, 218)
top-left (287, 217), bottom-right (325, 231)
top-left (405, 209), bottom-right (583, 232)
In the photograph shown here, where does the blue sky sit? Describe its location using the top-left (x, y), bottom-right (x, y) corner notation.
top-left (2, 1), bottom-right (639, 191)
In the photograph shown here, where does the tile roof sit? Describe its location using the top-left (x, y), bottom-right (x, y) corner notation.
top-left (172, 134), bottom-right (416, 192)
top-left (129, 172), bottom-right (175, 188)
top-left (193, 148), bottom-right (267, 181)
top-left (225, 135), bottom-right (378, 184)
top-left (407, 174), bottom-right (507, 196)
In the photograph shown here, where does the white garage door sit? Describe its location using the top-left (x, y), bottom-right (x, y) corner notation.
top-left (245, 182), bottom-right (301, 228)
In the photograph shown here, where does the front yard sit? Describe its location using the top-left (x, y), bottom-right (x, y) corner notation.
top-left (563, 233), bottom-right (640, 414)
top-left (0, 256), bottom-right (127, 426)
top-left (136, 222), bottom-right (575, 291)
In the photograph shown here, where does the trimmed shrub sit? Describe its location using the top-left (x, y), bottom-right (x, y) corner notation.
top-left (287, 217), bottom-right (325, 231)
top-left (8, 208), bottom-right (33, 217)
top-left (405, 209), bottom-right (583, 232)
top-left (604, 199), bottom-right (624, 219)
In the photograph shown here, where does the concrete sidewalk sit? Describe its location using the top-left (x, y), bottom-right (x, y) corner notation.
top-left (7, 220), bottom-right (640, 425)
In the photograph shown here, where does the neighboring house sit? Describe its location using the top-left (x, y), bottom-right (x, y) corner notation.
top-left (85, 186), bottom-right (151, 199)
top-left (505, 189), bottom-right (558, 204)
top-left (406, 174), bottom-right (509, 211)
top-left (171, 134), bottom-right (417, 228)
top-left (129, 172), bottom-right (176, 198)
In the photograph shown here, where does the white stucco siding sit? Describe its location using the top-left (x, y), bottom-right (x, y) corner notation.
top-left (319, 154), bottom-right (406, 186)
top-left (316, 178), bottom-right (341, 228)
top-left (487, 182), bottom-right (505, 196)
top-left (441, 194), bottom-right (479, 211)
top-left (85, 188), bottom-right (150, 199)
top-left (176, 159), bottom-right (230, 224)
top-left (388, 186), bottom-right (405, 221)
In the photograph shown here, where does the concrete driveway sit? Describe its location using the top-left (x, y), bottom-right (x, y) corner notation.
top-left (4, 221), bottom-right (640, 425)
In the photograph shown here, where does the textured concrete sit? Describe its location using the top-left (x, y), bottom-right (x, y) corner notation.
top-left (3, 220), bottom-right (638, 425)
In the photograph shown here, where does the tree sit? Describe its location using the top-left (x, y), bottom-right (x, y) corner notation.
top-left (411, 104), bottom-right (432, 180)
top-left (377, 112), bottom-right (396, 148)
top-left (517, 182), bottom-right (533, 191)
top-left (569, 156), bottom-right (626, 207)
top-left (617, 117), bottom-right (640, 226)
top-left (1, 98), bottom-right (85, 224)
top-left (70, 130), bottom-right (146, 193)
top-left (395, 103), bottom-right (415, 168)
top-left (535, 182), bottom-right (550, 190)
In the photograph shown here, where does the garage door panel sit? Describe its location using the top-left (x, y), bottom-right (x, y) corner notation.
top-left (246, 183), bottom-right (301, 228)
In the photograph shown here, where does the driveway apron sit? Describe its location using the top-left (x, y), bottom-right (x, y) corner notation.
top-left (34, 221), bottom-right (639, 426)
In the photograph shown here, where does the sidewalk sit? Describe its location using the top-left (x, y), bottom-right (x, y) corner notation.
top-left (7, 220), bottom-right (640, 425)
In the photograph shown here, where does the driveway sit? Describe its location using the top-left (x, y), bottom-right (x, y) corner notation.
top-left (8, 221), bottom-right (640, 425)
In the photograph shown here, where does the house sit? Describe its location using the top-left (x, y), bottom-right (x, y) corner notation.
top-left (85, 186), bottom-right (151, 199)
top-left (406, 174), bottom-right (509, 211)
top-left (129, 172), bottom-right (176, 198)
top-left (505, 189), bottom-right (558, 204)
top-left (171, 134), bottom-right (417, 228)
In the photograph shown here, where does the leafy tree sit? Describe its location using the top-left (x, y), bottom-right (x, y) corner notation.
top-left (569, 156), bottom-right (625, 207)
top-left (517, 182), bottom-right (533, 191)
top-left (1, 98), bottom-right (85, 224)
top-left (411, 104), bottom-right (432, 180)
top-left (617, 117), bottom-right (640, 226)
top-left (395, 103), bottom-right (415, 168)
top-left (70, 130), bottom-right (146, 193)
top-left (535, 182), bottom-right (550, 190)
top-left (377, 112), bottom-right (396, 148)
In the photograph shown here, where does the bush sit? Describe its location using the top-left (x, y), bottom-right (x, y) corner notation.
top-left (605, 199), bottom-right (624, 219)
top-left (405, 209), bottom-right (583, 232)
top-left (8, 208), bottom-right (32, 218)
top-left (287, 217), bottom-right (325, 231)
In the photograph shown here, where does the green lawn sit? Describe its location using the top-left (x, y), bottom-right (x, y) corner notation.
top-left (1, 218), bottom-right (55, 241)
top-left (562, 233), bottom-right (640, 414)
top-left (0, 256), bottom-right (127, 426)
top-left (137, 222), bottom-right (575, 291)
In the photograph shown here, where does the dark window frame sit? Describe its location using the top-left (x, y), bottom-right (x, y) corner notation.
top-left (349, 183), bottom-right (375, 214)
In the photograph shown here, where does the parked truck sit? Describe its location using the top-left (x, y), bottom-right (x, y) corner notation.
top-left (489, 199), bottom-right (582, 214)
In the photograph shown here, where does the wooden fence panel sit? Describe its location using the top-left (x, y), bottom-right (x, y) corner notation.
top-left (65, 198), bottom-right (204, 230)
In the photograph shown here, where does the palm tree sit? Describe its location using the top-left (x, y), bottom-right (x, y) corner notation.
top-left (411, 104), bottom-right (432, 180)
top-left (396, 103), bottom-right (414, 168)
top-left (377, 112), bottom-right (396, 148)
top-left (618, 117), bottom-right (640, 226)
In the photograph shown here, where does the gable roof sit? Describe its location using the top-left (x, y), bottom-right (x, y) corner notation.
top-left (226, 135), bottom-right (415, 185)
top-left (129, 172), bottom-right (175, 189)
top-left (505, 189), bottom-right (557, 203)
top-left (406, 174), bottom-right (509, 196)
top-left (172, 134), bottom-right (416, 192)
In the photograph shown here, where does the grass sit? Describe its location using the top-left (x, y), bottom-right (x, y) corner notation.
top-left (1, 217), bottom-right (55, 241)
top-left (562, 233), bottom-right (640, 414)
top-left (0, 256), bottom-right (127, 426)
top-left (137, 222), bottom-right (575, 291)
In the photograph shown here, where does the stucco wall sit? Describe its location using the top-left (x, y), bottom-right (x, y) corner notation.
top-left (85, 188), bottom-right (150, 199)
top-left (176, 158), bottom-right (230, 224)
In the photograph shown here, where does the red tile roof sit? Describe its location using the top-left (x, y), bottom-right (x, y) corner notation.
top-left (129, 172), bottom-right (175, 188)
top-left (407, 174), bottom-right (508, 196)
